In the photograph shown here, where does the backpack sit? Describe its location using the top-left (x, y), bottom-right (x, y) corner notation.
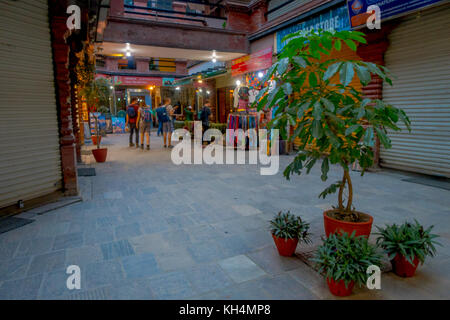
top-left (127, 106), bottom-right (137, 118)
top-left (142, 107), bottom-right (153, 123)
top-left (156, 106), bottom-right (170, 123)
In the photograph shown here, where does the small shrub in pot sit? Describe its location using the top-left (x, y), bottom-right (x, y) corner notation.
top-left (313, 232), bottom-right (381, 296)
top-left (376, 220), bottom-right (440, 277)
top-left (269, 211), bottom-right (311, 256)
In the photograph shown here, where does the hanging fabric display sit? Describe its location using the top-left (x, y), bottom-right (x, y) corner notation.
top-left (226, 113), bottom-right (259, 149)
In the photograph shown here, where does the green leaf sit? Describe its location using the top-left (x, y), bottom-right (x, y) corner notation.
top-left (321, 158), bottom-right (329, 181)
top-left (363, 127), bottom-right (375, 147)
top-left (312, 120), bottom-right (323, 139)
top-left (282, 82), bottom-right (292, 95)
top-left (343, 39), bottom-right (357, 51)
top-left (292, 56), bottom-right (307, 68)
top-left (345, 124), bottom-right (362, 136)
top-left (355, 65), bottom-right (372, 86)
top-left (375, 127), bottom-right (391, 149)
top-left (323, 62), bottom-right (342, 81)
top-left (312, 101), bottom-right (323, 120)
top-left (340, 62), bottom-right (355, 86)
top-left (309, 72), bottom-right (318, 87)
top-left (334, 39), bottom-right (342, 51)
top-left (278, 57), bottom-right (289, 75)
top-left (321, 97), bottom-right (335, 112)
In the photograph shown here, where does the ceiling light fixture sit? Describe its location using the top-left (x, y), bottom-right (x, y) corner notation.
top-left (212, 58), bottom-right (217, 63)
top-left (236, 80), bottom-right (241, 86)
top-left (258, 72), bottom-right (264, 78)
top-left (176, 86), bottom-right (180, 90)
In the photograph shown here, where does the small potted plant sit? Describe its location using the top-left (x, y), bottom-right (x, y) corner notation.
top-left (376, 220), bottom-right (440, 277)
top-left (269, 211), bottom-right (311, 257)
top-left (313, 232), bottom-right (381, 296)
top-left (81, 79), bottom-right (110, 163)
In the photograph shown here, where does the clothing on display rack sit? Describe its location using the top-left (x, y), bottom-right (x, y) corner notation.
top-left (226, 113), bottom-right (259, 148)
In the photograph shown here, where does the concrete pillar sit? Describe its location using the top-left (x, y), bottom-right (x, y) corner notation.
top-left (249, 0), bottom-right (268, 32)
top-left (110, 0), bottom-right (125, 16)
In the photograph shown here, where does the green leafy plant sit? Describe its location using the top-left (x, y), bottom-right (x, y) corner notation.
top-left (376, 220), bottom-right (440, 265)
top-left (80, 78), bottom-right (111, 149)
top-left (269, 211), bottom-right (311, 242)
top-left (255, 29), bottom-right (411, 222)
top-left (313, 232), bottom-right (381, 288)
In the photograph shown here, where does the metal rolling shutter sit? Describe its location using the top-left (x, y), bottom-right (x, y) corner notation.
top-left (0, 0), bottom-right (62, 208)
top-left (381, 5), bottom-right (450, 178)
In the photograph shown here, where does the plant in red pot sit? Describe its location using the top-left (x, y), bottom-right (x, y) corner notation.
top-left (376, 220), bottom-right (440, 278)
top-left (269, 211), bottom-right (311, 257)
top-left (80, 78), bottom-right (111, 163)
top-left (313, 232), bottom-right (381, 297)
top-left (254, 29), bottom-right (411, 238)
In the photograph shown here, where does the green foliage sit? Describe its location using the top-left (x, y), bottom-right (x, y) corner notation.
top-left (269, 211), bottom-right (311, 242)
top-left (254, 29), bottom-right (411, 216)
top-left (313, 232), bottom-right (381, 287)
top-left (376, 220), bottom-right (441, 265)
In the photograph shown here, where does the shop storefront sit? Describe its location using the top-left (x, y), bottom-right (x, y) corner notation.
top-left (378, 3), bottom-right (450, 177)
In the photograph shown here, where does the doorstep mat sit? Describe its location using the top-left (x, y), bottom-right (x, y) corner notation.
top-left (77, 168), bottom-right (96, 176)
top-left (0, 217), bottom-right (34, 235)
top-left (402, 177), bottom-right (450, 191)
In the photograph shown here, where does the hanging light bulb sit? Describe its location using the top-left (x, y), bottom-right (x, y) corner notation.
top-left (258, 72), bottom-right (264, 78)
top-left (126, 51), bottom-right (131, 57)
top-left (236, 80), bottom-right (241, 86)
top-left (212, 58), bottom-right (217, 63)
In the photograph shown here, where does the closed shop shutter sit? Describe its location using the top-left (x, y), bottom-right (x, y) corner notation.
top-left (294, 45), bottom-right (362, 149)
top-left (0, 0), bottom-right (62, 208)
top-left (381, 5), bottom-right (450, 177)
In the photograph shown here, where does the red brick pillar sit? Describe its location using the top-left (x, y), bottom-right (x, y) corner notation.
top-left (249, 0), bottom-right (268, 33)
top-left (226, 4), bottom-right (251, 32)
top-left (50, 16), bottom-right (78, 196)
top-left (357, 26), bottom-right (394, 167)
top-left (110, 0), bottom-right (125, 16)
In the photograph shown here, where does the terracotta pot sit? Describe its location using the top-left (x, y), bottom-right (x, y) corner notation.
top-left (323, 210), bottom-right (373, 238)
top-left (326, 278), bottom-right (355, 297)
top-left (92, 148), bottom-right (107, 163)
top-left (91, 135), bottom-right (102, 145)
top-left (272, 234), bottom-right (298, 257)
top-left (391, 254), bottom-right (420, 277)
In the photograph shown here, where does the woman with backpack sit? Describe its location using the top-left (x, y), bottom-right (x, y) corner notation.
top-left (136, 101), bottom-right (154, 150)
top-left (125, 98), bottom-right (140, 147)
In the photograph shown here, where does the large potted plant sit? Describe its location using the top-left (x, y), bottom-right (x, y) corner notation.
top-left (313, 232), bottom-right (381, 296)
top-left (80, 78), bottom-right (110, 163)
top-left (376, 220), bottom-right (440, 277)
top-left (269, 211), bottom-right (311, 256)
top-left (255, 29), bottom-right (411, 237)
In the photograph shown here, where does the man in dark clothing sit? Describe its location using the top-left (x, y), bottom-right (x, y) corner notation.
top-left (200, 100), bottom-right (212, 145)
top-left (126, 98), bottom-right (140, 147)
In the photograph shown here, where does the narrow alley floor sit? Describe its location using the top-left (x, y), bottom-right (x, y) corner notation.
top-left (1, 133), bottom-right (449, 300)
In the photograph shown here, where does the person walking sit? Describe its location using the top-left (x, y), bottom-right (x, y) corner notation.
top-left (125, 98), bottom-right (140, 147)
top-left (200, 99), bottom-right (212, 145)
top-left (156, 98), bottom-right (173, 148)
top-left (136, 101), bottom-right (153, 150)
top-left (156, 102), bottom-right (163, 136)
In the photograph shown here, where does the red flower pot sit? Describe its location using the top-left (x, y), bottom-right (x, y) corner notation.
top-left (91, 136), bottom-right (102, 145)
top-left (391, 254), bottom-right (420, 277)
top-left (272, 234), bottom-right (299, 257)
top-left (326, 278), bottom-right (355, 297)
top-left (323, 210), bottom-right (373, 238)
top-left (92, 148), bottom-right (107, 163)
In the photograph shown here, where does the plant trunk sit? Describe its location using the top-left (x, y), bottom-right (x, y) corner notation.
top-left (337, 169), bottom-right (354, 216)
top-left (95, 115), bottom-right (100, 149)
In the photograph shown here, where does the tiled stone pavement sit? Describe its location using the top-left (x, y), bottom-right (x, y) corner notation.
top-left (1, 133), bottom-right (449, 300)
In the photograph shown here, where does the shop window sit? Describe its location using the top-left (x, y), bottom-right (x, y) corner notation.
top-left (118, 57), bottom-right (136, 70)
top-left (149, 58), bottom-right (176, 72)
top-left (96, 57), bottom-right (105, 68)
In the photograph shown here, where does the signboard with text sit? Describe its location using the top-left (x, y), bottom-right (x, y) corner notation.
top-left (231, 47), bottom-right (273, 77)
top-left (276, 4), bottom-right (350, 53)
top-left (347, 0), bottom-right (445, 28)
top-left (95, 74), bottom-right (162, 86)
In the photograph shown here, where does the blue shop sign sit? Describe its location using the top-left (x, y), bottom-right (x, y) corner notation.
top-left (276, 4), bottom-right (351, 53)
top-left (347, 0), bottom-right (445, 28)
